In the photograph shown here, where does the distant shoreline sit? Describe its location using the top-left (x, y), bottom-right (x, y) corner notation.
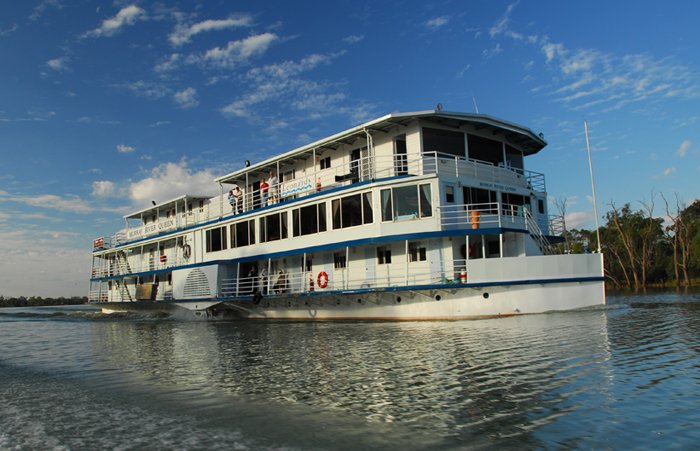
top-left (0, 297), bottom-right (87, 308)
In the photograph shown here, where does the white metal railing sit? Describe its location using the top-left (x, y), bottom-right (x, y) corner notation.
top-left (421, 152), bottom-right (545, 192)
top-left (96, 152), bottom-right (545, 249)
top-left (438, 202), bottom-right (530, 230)
top-left (218, 262), bottom-right (475, 299)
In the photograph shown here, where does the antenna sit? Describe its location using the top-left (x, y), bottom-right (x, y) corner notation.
top-left (584, 120), bottom-right (602, 253)
top-left (472, 95), bottom-right (480, 114)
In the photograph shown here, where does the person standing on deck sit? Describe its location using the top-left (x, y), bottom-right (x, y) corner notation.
top-left (232, 185), bottom-right (243, 213)
top-left (259, 177), bottom-right (269, 207)
top-left (268, 170), bottom-right (278, 204)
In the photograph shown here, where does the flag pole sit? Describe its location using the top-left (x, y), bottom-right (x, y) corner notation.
top-left (584, 120), bottom-right (602, 252)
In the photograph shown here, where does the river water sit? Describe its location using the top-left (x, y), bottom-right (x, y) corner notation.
top-left (1, 291), bottom-right (699, 450)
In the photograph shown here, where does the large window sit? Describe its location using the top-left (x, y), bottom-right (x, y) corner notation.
top-left (332, 192), bottom-right (373, 229)
top-left (292, 202), bottom-right (327, 237)
top-left (464, 187), bottom-right (497, 213)
top-left (380, 184), bottom-right (432, 221)
top-left (468, 134), bottom-right (504, 165)
top-left (205, 226), bottom-right (227, 252)
top-left (259, 212), bottom-right (288, 243)
top-left (230, 220), bottom-right (255, 248)
top-left (422, 127), bottom-right (465, 157)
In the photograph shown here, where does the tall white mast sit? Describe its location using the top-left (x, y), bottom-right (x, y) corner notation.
top-left (584, 120), bottom-right (602, 252)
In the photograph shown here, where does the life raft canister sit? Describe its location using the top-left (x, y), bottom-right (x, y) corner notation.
top-left (317, 271), bottom-right (329, 289)
top-left (470, 210), bottom-right (480, 229)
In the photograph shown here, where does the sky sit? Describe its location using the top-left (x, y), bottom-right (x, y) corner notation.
top-left (1, 0), bottom-right (699, 297)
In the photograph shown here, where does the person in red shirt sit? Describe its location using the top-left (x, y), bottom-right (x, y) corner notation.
top-left (259, 176), bottom-right (269, 207)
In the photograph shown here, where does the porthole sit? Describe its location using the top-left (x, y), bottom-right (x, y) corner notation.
top-left (435, 295), bottom-right (441, 301)
top-left (483, 292), bottom-right (490, 299)
top-left (357, 299), bottom-right (362, 304)
top-left (396, 297), bottom-right (402, 303)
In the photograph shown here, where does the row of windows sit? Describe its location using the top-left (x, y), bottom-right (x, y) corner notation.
top-left (205, 186), bottom-right (431, 253)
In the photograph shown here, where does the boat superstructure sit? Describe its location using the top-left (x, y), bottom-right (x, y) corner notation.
top-left (89, 110), bottom-right (605, 319)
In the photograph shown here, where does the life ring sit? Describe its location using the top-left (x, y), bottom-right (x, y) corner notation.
top-left (182, 244), bottom-right (191, 260)
top-left (317, 271), bottom-right (329, 289)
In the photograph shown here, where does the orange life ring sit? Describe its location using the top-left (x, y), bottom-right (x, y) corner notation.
top-left (317, 271), bottom-right (329, 289)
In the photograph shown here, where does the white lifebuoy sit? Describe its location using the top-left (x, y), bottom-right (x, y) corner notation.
top-left (317, 271), bottom-right (329, 289)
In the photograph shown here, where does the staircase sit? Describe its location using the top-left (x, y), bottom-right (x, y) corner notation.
top-left (114, 251), bottom-right (133, 301)
top-left (523, 208), bottom-right (556, 255)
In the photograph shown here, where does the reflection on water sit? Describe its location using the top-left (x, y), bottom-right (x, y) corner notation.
top-left (1, 291), bottom-right (700, 449)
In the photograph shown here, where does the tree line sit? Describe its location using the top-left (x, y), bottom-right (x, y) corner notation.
top-left (0, 295), bottom-right (87, 308)
top-left (557, 195), bottom-right (700, 289)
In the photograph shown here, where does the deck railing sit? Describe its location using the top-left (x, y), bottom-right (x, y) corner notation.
top-left (97, 152), bottom-right (545, 249)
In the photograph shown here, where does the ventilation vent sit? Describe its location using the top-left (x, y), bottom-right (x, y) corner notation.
top-left (183, 268), bottom-right (211, 298)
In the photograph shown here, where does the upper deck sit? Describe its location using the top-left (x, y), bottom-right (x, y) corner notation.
top-left (94, 110), bottom-right (548, 251)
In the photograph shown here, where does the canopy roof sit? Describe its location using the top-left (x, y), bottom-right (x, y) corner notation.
top-left (123, 194), bottom-right (211, 220)
top-left (215, 109), bottom-right (547, 185)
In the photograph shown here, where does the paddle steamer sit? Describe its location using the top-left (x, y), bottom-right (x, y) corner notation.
top-left (89, 109), bottom-right (605, 319)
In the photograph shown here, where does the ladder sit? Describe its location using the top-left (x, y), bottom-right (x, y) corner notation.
top-left (523, 208), bottom-right (556, 255)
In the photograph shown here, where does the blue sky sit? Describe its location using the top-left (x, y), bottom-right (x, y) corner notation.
top-left (1, 0), bottom-right (699, 296)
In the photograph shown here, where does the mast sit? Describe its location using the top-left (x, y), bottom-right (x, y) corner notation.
top-left (584, 121), bottom-right (602, 253)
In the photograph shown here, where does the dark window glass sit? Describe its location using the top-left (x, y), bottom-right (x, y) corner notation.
top-left (363, 192), bottom-right (373, 224)
top-left (445, 185), bottom-right (455, 203)
top-left (342, 194), bottom-right (362, 228)
top-left (318, 203), bottom-right (327, 232)
top-left (419, 184), bottom-right (432, 218)
top-left (381, 189), bottom-right (392, 221)
top-left (334, 252), bottom-right (347, 269)
top-left (377, 246), bottom-right (392, 264)
top-left (292, 209), bottom-right (300, 237)
top-left (422, 127), bottom-right (465, 157)
top-left (332, 199), bottom-right (341, 229)
top-left (300, 204), bottom-right (318, 235)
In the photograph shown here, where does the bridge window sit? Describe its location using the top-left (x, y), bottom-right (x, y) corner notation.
top-left (422, 127), bottom-right (465, 158)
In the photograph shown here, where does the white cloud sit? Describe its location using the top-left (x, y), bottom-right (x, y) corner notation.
top-left (0, 226), bottom-right (91, 297)
top-left (489, 1), bottom-right (518, 38)
top-left (482, 43), bottom-right (503, 58)
top-left (565, 210), bottom-right (593, 229)
top-left (117, 144), bottom-right (135, 153)
top-left (46, 57), bottom-right (68, 71)
top-left (128, 160), bottom-right (218, 205)
top-left (29, 0), bottom-right (62, 21)
top-left (487, 2), bottom-right (700, 112)
top-left (154, 53), bottom-right (180, 73)
top-left (663, 167), bottom-right (676, 176)
top-left (426, 16), bottom-right (450, 30)
top-left (0, 191), bottom-right (95, 214)
top-left (174, 87), bottom-right (199, 109)
top-left (91, 180), bottom-right (117, 197)
top-left (123, 80), bottom-right (169, 98)
top-left (82, 5), bottom-right (146, 38)
top-left (343, 35), bottom-right (364, 44)
top-left (199, 33), bottom-right (278, 68)
top-left (221, 53), bottom-right (342, 118)
top-left (169, 16), bottom-right (253, 47)
top-left (0, 24), bottom-right (18, 36)
top-left (677, 140), bottom-right (691, 157)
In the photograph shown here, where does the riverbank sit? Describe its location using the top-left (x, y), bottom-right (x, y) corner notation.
top-left (0, 296), bottom-right (86, 308)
